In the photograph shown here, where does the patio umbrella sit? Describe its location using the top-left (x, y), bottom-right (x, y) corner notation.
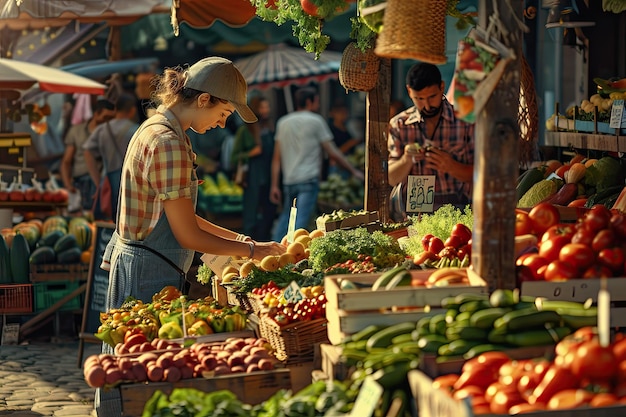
top-left (0, 58), bottom-right (106, 95)
top-left (234, 43), bottom-right (342, 111)
top-left (0, 58), bottom-right (106, 132)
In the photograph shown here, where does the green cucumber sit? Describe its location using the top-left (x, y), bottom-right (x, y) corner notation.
top-left (428, 313), bottom-right (447, 336)
top-left (494, 308), bottom-right (561, 332)
top-left (556, 307), bottom-right (597, 329)
top-left (463, 344), bottom-right (512, 360)
top-left (417, 334), bottom-right (448, 353)
top-left (504, 326), bottom-right (571, 347)
top-left (371, 359), bottom-right (418, 389)
top-left (384, 270), bottom-right (412, 290)
top-left (470, 307), bottom-right (513, 329)
top-left (442, 339), bottom-right (484, 356)
top-left (371, 266), bottom-right (408, 291)
top-left (445, 325), bottom-right (489, 341)
top-left (489, 289), bottom-right (517, 308)
top-left (365, 322), bottom-right (416, 352)
top-left (459, 300), bottom-right (491, 313)
top-left (350, 324), bottom-right (383, 343)
top-left (391, 333), bottom-right (414, 345)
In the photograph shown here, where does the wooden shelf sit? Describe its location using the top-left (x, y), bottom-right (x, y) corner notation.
top-left (545, 131), bottom-right (626, 152)
top-left (0, 201), bottom-right (67, 211)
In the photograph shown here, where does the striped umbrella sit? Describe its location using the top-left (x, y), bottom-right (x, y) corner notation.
top-left (234, 43), bottom-right (342, 91)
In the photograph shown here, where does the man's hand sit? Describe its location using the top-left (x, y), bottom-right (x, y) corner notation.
top-left (403, 143), bottom-right (425, 165)
top-left (269, 185), bottom-right (281, 205)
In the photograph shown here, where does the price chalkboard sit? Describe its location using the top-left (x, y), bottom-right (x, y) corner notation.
top-left (77, 222), bottom-right (115, 365)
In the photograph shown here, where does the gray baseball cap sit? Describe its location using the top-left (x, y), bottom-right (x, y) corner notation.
top-left (184, 57), bottom-right (257, 123)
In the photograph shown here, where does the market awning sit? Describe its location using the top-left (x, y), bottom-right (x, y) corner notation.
top-left (234, 43), bottom-right (342, 90)
top-left (0, 0), bottom-right (257, 31)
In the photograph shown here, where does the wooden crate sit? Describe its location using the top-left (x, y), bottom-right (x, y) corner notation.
top-left (419, 345), bottom-right (555, 379)
top-left (521, 279), bottom-right (626, 327)
top-left (30, 263), bottom-right (89, 282)
top-left (319, 343), bottom-right (351, 382)
top-left (119, 368), bottom-right (291, 417)
top-left (287, 360), bottom-right (315, 393)
top-left (324, 269), bottom-right (487, 345)
top-left (409, 369), bottom-right (626, 417)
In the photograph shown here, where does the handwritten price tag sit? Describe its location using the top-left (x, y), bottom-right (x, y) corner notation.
top-left (406, 175), bottom-right (436, 213)
top-left (282, 281), bottom-right (304, 304)
top-left (350, 377), bottom-right (383, 417)
top-left (610, 99), bottom-right (624, 129)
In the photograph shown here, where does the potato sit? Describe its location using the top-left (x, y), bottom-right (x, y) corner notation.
top-left (164, 366), bottom-right (182, 383)
top-left (156, 354), bottom-right (172, 370)
top-left (213, 365), bottom-right (231, 375)
top-left (201, 354), bottom-right (217, 370)
top-left (250, 346), bottom-right (270, 357)
top-left (85, 365), bottom-right (106, 388)
top-left (131, 363), bottom-right (147, 382)
top-left (180, 365), bottom-right (194, 380)
top-left (227, 353), bottom-right (245, 368)
top-left (146, 364), bottom-right (164, 382)
top-left (231, 365), bottom-right (246, 373)
top-left (105, 368), bottom-right (123, 385)
top-left (117, 357), bottom-right (132, 371)
top-left (258, 358), bottom-right (274, 371)
top-left (139, 342), bottom-right (155, 352)
top-left (246, 364), bottom-right (260, 373)
top-left (136, 352), bottom-right (158, 366)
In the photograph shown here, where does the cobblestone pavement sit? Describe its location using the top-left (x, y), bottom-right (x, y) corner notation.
top-left (0, 341), bottom-right (101, 417)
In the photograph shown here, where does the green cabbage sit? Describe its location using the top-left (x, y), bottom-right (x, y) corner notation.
top-left (584, 156), bottom-right (623, 192)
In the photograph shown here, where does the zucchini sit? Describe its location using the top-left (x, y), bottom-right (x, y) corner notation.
top-left (10, 233), bottom-right (30, 284)
top-left (365, 322), bottom-right (416, 352)
top-left (469, 307), bottom-right (513, 329)
top-left (440, 339), bottom-right (484, 356)
top-left (463, 344), bottom-right (512, 360)
top-left (516, 166), bottom-right (546, 202)
top-left (428, 313), bottom-right (447, 336)
top-left (504, 326), bottom-right (571, 347)
top-left (0, 234), bottom-right (12, 283)
top-left (445, 325), bottom-right (489, 341)
top-left (417, 334), bottom-right (448, 353)
top-left (350, 324), bottom-right (383, 343)
top-left (371, 266), bottom-right (408, 291)
top-left (371, 359), bottom-right (418, 389)
top-left (494, 308), bottom-right (560, 332)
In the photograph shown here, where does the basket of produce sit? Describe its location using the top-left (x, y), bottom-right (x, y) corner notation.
top-left (258, 314), bottom-right (329, 363)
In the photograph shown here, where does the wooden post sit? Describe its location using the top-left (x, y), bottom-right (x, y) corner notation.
top-left (365, 57), bottom-right (391, 221)
top-left (471, 0), bottom-right (523, 291)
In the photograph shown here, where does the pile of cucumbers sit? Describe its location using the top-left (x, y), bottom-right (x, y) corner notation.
top-left (413, 289), bottom-right (597, 360)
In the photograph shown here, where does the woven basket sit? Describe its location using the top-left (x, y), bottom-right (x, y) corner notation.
top-left (375, 0), bottom-right (447, 64)
top-left (339, 42), bottom-right (381, 92)
top-left (518, 55), bottom-right (539, 168)
top-left (259, 315), bottom-right (329, 363)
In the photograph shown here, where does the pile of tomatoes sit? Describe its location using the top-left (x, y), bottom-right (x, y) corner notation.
top-left (516, 202), bottom-right (626, 281)
top-left (434, 327), bottom-right (626, 414)
top-left (269, 294), bottom-right (327, 326)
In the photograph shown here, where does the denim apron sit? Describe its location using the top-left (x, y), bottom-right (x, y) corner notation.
top-left (95, 113), bottom-right (197, 417)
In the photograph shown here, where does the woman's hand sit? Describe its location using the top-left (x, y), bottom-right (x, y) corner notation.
top-left (251, 241), bottom-right (286, 261)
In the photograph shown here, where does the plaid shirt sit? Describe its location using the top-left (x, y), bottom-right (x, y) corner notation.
top-left (388, 98), bottom-right (474, 199)
top-left (118, 107), bottom-right (196, 241)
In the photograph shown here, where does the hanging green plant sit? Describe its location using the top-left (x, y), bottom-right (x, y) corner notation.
top-left (249, 0), bottom-right (475, 57)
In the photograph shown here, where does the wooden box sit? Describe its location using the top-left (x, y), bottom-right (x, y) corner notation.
top-left (316, 211), bottom-right (379, 232)
top-left (30, 263), bottom-right (89, 282)
top-left (324, 269), bottom-right (487, 345)
top-left (521, 278), bottom-right (626, 327)
top-left (119, 368), bottom-right (291, 417)
top-left (408, 369), bottom-right (626, 417)
top-left (319, 343), bottom-right (351, 382)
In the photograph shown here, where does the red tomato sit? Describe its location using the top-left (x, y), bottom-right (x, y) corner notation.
top-left (539, 235), bottom-right (571, 262)
top-left (583, 204), bottom-right (613, 232)
top-left (517, 373), bottom-right (543, 396)
top-left (528, 203), bottom-right (561, 235)
top-left (476, 351), bottom-right (511, 372)
top-left (444, 234), bottom-right (463, 249)
top-left (300, 0), bottom-right (319, 16)
top-left (546, 389), bottom-right (594, 410)
top-left (613, 338), bottom-right (626, 363)
top-left (490, 389), bottom-right (524, 414)
top-left (432, 374), bottom-right (459, 393)
top-left (591, 228), bottom-right (616, 252)
top-left (571, 339), bottom-right (616, 380)
top-left (541, 223), bottom-right (575, 243)
top-left (451, 223), bottom-right (472, 245)
top-left (544, 260), bottom-right (579, 281)
top-left (581, 264), bottom-right (614, 279)
top-left (570, 227), bottom-right (595, 246)
top-left (555, 164), bottom-right (570, 179)
top-left (508, 402), bottom-right (546, 414)
top-left (589, 392), bottom-right (619, 407)
top-left (559, 243), bottom-right (595, 271)
top-left (453, 385), bottom-right (484, 400)
top-left (567, 198), bottom-right (588, 207)
top-left (529, 365), bottom-right (577, 405)
top-left (597, 247), bottom-right (625, 272)
top-left (421, 233), bottom-right (435, 251)
top-left (455, 364), bottom-right (498, 390)
top-left (610, 212), bottom-right (626, 239)
top-left (485, 381), bottom-right (508, 403)
top-left (520, 254), bottom-right (550, 280)
top-left (515, 210), bottom-right (533, 236)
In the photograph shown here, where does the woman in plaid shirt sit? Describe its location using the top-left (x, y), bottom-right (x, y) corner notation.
top-left (387, 63), bottom-right (474, 221)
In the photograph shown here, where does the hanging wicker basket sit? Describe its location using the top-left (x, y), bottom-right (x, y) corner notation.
top-left (518, 55), bottom-right (539, 168)
top-left (338, 42), bottom-right (381, 92)
top-left (374, 0), bottom-right (447, 64)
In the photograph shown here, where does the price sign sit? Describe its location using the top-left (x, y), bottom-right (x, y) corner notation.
top-left (200, 253), bottom-right (241, 279)
top-left (609, 99), bottom-right (624, 129)
top-left (350, 377), bottom-right (383, 417)
top-left (287, 198), bottom-right (297, 243)
top-left (282, 281), bottom-right (304, 304)
top-left (406, 175), bottom-right (436, 213)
